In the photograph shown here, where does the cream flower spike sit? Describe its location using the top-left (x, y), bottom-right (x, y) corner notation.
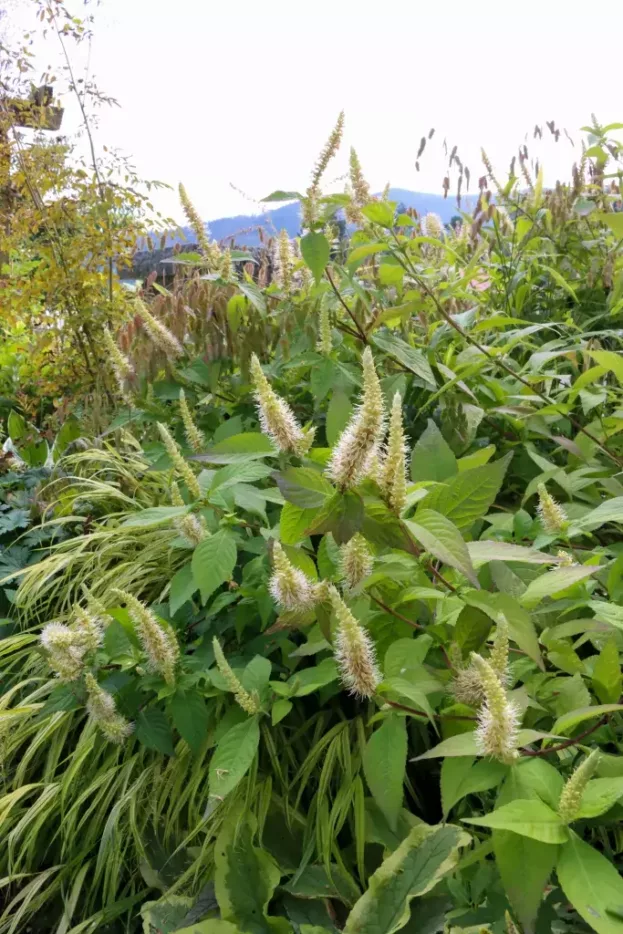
top-left (329, 586), bottom-right (380, 699)
top-left (250, 354), bottom-right (314, 455)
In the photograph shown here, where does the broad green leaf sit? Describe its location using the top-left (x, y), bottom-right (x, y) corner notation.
top-left (441, 756), bottom-right (507, 816)
top-left (553, 704), bottom-right (623, 736)
top-left (214, 817), bottom-right (287, 934)
top-left (271, 699), bottom-right (292, 725)
top-left (169, 690), bottom-right (209, 754)
top-left (558, 831), bottom-right (623, 934)
top-left (410, 419), bottom-right (457, 483)
top-left (498, 757), bottom-right (564, 811)
top-left (121, 505), bottom-right (190, 527)
top-left (577, 777), bottom-right (623, 819)
top-left (588, 350), bottom-right (623, 385)
top-left (493, 830), bottom-right (558, 933)
top-left (378, 678), bottom-right (435, 719)
top-left (176, 921), bottom-right (242, 934)
top-left (301, 232), bottom-right (330, 284)
top-left (208, 717), bottom-right (260, 801)
top-left (275, 468), bottom-right (335, 509)
top-left (467, 541), bottom-right (557, 567)
top-left (384, 637), bottom-right (432, 677)
top-left (406, 510), bottom-right (478, 586)
top-left (211, 462), bottom-right (273, 492)
top-left (169, 563), bottom-right (198, 615)
top-left (595, 211), bottom-right (623, 239)
top-left (593, 638), bottom-right (622, 705)
top-left (306, 490), bottom-right (364, 544)
top-left (136, 708), bottom-right (175, 756)
top-left (284, 864), bottom-right (360, 906)
top-left (457, 445), bottom-right (496, 471)
top-left (192, 530), bottom-right (237, 604)
top-left (238, 279), bottom-right (266, 315)
top-left (462, 591), bottom-right (542, 668)
top-left (453, 605), bottom-right (492, 655)
top-left (196, 433), bottom-right (277, 465)
top-left (343, 824), bottom-right (465, 934)
top-left (287, 659), bottom-right (338, 697)
top-left (576, 496), bottom-right (623, 531)
top-left (462, 799), bottom-right (568, 843)
top-left (541, 264), bottom-right (578, 302)
top-left (520, 565), bottom-right (599, 608)
top-left (413, 732), bottom-right (478, 761)
top-left (346, 241), bottom-right (389, 268)
top-left (361, 202), bottom-right (395, 228)
top-left (418, 454), bottom-right (512, 533)
top-left (143, 897), bottom-right (195, 934)
top-left (280, 502), bottom-right (316, 545)
top-left (371, 333), bottom-right (436, 388)
top-left (363, 715), bottom-right (407, 831)
top-left (326, 391), bottom-right (353, 447)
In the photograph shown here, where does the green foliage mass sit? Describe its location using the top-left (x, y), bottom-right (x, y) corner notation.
top-left (4, 30), bottom-right (623, 932)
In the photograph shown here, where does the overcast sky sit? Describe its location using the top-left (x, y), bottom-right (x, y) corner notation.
top-left (8, 0), bottom-right (623, 224)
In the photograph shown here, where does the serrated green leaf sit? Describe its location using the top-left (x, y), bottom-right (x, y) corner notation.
top-left (553, 704), bottom-right (623, 736)
top-left (406, 510), bottom-right (478, 586)
top-left (441, 757), bottom-right (507, 816)
top-left (169, 563), bottom-right (198, 615)
top-left (519, 565), bottom-right (599, 608)
top-left (558, 831), bottom-right (623, 934)
top-left (301, 232), bottom-right (330, 284)
top-left (413, 732), bottom-right (478, 761)
top-left (371, 333), bottom-right (436, 388)
top-left (462, 799), bottom-right (568, 843)
top-left (418, 453), bottom-right (512, 532)
top-left (577, 777), bottom-right (623, 819)
top-left (169, 690), bottom-right (209, 754)
top-left (275, 468), bottom-right (334, 509)
top-left (136, 708), bottom-right (175, 756)
top-left (192, 531), bottom-right (237, 604)
top-left (208, 717), bottom-right (259, 801)
top-left (410, 419), bottom-right (457, 483)
top-left (593, 638), bottom-right (622, 705)
top-left (326, 391), bottom-right (353, 447)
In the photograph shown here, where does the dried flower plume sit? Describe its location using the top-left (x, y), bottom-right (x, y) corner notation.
top-left (114, 590), bottom-right (180, 685)
top-left (157, 422), bottom-right (202, 501)
top-left (303, 111), bottom-right (345, 227)
top-left (327, 347), bottom-right (385, 490)
top-left (136, 299), bottom-right (184, 360)
top-left (269, 541), bottom-right (317, 611)
top-left (85, 672), bottom-right (134, 743)
top-left (423, 213), bottom-right (443, 239)
top-left (471, 653), bottom-right (520, 765)
top-left (212, 637), bottom-right (260, 714)
top-left (329, 586), bottom-right (379, 699)
top-left (250, 354), bottom-right (314, 455)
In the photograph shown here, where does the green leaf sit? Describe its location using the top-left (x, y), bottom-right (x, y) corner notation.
top-left (371, 333), bottom-right (436, 389)
top-left (326, 391), bottom-right (353, 447)
top-left (418, 453), bottom-right (512, 533)
top-left (587, 350), bottom-right (623, 386)
top-left (343, 824), bottom-right (464, 934)
top-left (208, 717), bottom-right (260, 801)
top-left (271, 699), bottom-right (292, 725)
top-left (577, 777), bottom-right (623, 819)
top-left (467, 541), bottom-right (557, 567)
top-left (238, 279), bottom-right (266, 315)
top-left (361, 202), bottom-right (395, 228)
top-left (136, 708), bottom-right (175, 756)
top-left (593, 638), bottom-right (622, 705)
top-left (300, 233), bottom-right (330, 285)
top-left (595, 211), bottom-right (623, 239)
top-left (553, 704), bottom-right (623, 736)
top-left (441, 757), bottom-right (507, 816)
top-left (363, 714), bottom-right (407, 831)
top-left (540, 264), bottom-right (579, 302)
top-left (196, 433), bottom-right (277, 465)
top-left (453, 605), bottom-right (492, 655)
top-left (379, 678), bottom-right (434, 719)
top-left (211, 462), bottom-right (273, 493)
top-left (261, 190), bottom-right (303, 202)
top-left (121, 506), bottom-right (190, 527)
top-left (558, 831), bottom-right (623, 934)
top-left (462, 799), bottom-right (569, 843)
top-left (413, 732), bottom-right (478, 761)
top-left (493, 831), bottom-right (558, 933)
top-left (192, 531), bottom-right (237, 604)
top-left (169, 563), bottom-right (198, 615)
top-left (176, 921), bottom-right (242, 934)
top-left (519, 565), bottom-right (599, 608)
top-left (169, 690), bottom-right (209, 754)
top-left (275, 468), bottom-right (335, 509)
top-left (306, 491), bottom-right (364, 545)
top-left (214, 817), bottom-right (287, 934)
top-left (284, 864), bottom-right (360, 905)
top-left (576, 495), bottom-right (623, 531)
top-left (410, 419), bottom-right (457, 483)
top-left (280, 502), bottom-right (317, 545)
top-left (406, 510), bottom-right (478, 586)
top-left (346, 241), bottom-right (389, 269)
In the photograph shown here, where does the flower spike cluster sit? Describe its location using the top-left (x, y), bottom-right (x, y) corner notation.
top-left (212, 637), bottom-right (260, 714)
top-left (113, 590), bottom-right (180, 685)
top-left (157, 422), bottom-right (202, 501)
top-left (380, 392), bottom-right (408, 514)
top-left (102, 327), bottom-right (133, 394)
top-left (317, 305), bottom-right (332, 355)
top-left (327, 347), bottom-right (385, 490)
top-left (85, 672), bottom-right (133, 744)
top-left (340, 534), bottom-right (373, 590)
top-left (269, 542), bottom-right (317, 611)
top-left (40, 606), bottom-right (104, 682)
top-left (558, 749), bottom-right (600, 823)
top-left (329, 585), bottom-right (379, 699)
top-left (250, 354), bottom-right (314, 455)
top-left (178, 389), bottom-right (205, 453)
top-left (537, 483), bottom-right (568, 535)
top-left (135, 299), bottom-right (184, 360)
top-left (471, 653), bottom-right (520, 765)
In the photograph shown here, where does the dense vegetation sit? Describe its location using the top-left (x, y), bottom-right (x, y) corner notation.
top-left (4, 7), bottom-right (623, 934)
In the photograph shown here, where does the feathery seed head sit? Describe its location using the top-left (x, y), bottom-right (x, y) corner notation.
top-left (250, 354), bottom-right (312, 455)
top-left (113, 590), bottom-right (180, 685)
top-left (489, 614), bottom-right (510, 685)
top-left (85, 671), bottom-right (117, 722)
top-left (349, 147), bottom-right (370, 206)
top-left (327, 347), bottom-right (385, 490)
top-left (423, 213), bottom-right (443, 239)
top-left (170, 480), bottom-right (184, 507)
top-left (451, 663), bottom-right (486, 707)
top-left (329, 586), bottom-right (380, 699)
top-left (98, 714), bottom-right (135, 744)
top-left (72, 607), bottom-right (104, 654)
top-left (471, 653), bottom-right (520, 764)
top-left (40, 622), bottom-right (85, 682)
top-left (340, 534), bottom-right (373, 590)
top-left (212, 637), bottom-right (260, 714)
top-left (136, 299), bottom-right (184, 359)
top-left (179, 182), bottom-right (212, 258)
top-left (103, 327), bottom-right (133, 386)
top-left (269, 541), bottom-right (317, 611)
top-left (176, 512), bottom-right (208, 547)
top-left (157, 422), bottom-right (202, 500)
top-left (537, 483), bottom-right (568, 535)
top-left (81, 585), bottom-right (110, 625)
top-left (220, 248), bottom-right (234, 281)
top-left (178, 389), bottom-right (205, 453)
top-left (274, 230), bottom-right (293, 293)
top-left (380, 392), bottom-right (408, 515)
top-left (556, 549), bottom-right (575, 567)
top-left (311, 110), bottom-right (345, 188)
top-left (558, 749), bottom-right (600, 823)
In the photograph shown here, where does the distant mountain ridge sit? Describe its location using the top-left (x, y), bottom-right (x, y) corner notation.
top-left (159, 189), bottom-right (466, 249)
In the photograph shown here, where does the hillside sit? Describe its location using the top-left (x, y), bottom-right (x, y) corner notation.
top-left (162, 188), bottom-right (467, 248)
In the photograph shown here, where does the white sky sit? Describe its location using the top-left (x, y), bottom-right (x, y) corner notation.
top-left (8, 0), bottom-right (623, 224)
